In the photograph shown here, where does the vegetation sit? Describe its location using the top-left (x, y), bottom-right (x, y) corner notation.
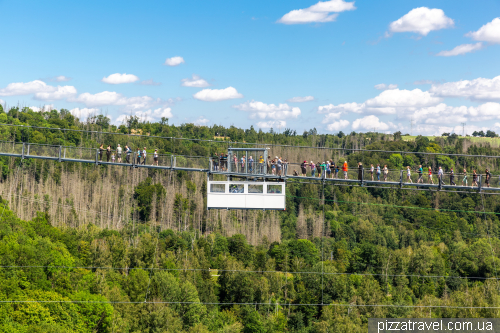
top-left (1, 107), bottom-right (500, 331)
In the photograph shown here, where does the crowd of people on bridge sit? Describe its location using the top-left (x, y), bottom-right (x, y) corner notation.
top-left (210, 153), bottom-right (496, 188)
top-left (97, 144), bottom-right (160, 166)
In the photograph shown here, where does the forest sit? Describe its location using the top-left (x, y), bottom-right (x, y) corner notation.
top-left (1, 106), bottom-right (500, 332)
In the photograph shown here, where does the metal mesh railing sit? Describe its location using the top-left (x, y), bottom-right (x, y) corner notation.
top-left (0, 141), bottom-right (23, 155)
top-left (26, 144), bottom-right (60, 158)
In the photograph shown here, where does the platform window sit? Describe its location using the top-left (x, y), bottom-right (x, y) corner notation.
top-left (229, 184), bottom-right (244, 193)
top-left (267, 185), bottom-right (282, 194)
top-left (248, 185), bottom-right (263, 193)
top-left (210, 184), bottom-right (226, 193)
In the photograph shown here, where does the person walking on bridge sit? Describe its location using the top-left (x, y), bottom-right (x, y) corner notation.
top-left (450, 167), bottom-right (456, 185)
top-left (406, 166), bottom-right (413, 183)
top-left (462, 169), bottom-right (468, 186)
top-left (438, 166), bottom-right (444, 185)
top-left (301, 160), bottom-right (307, 177)
top-left (116, 144), bottom-right (122, 163)
top-left (427, 167), bottom-right (434, 184)
top-left (485, 168), bottom-right (491, 187)
top-left (376, 164), bottom-right (381, 181)
top-left (417, 165), bottom-right (423, 183)
top-left (358, 162), bottom-right (363, 181)
top-left (142, 147), bottom-right (147, 165)
top-left (106, 145), bottom-right (111, 162)
top-left (342, 161), bottom-right (348, 179)
top-left (125, 145), bottom-right (132, 164)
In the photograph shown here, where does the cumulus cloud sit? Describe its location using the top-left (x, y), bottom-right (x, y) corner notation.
top-left (365, 88), bottom-right (442, 109)
top-left (436, 42), bottom-right (483, 56)
top-left (46, 75), bottom-right (71, 82)
top-left (352, 115), bottom-right (394, 131)
top-left (327, 119), bottom-right (350, 132)
top-left (374, 83), bottom-right (398, 90)
top-left (318, 102), bottom-right (365, 114)
top-left (278, 0), bottom-right (356, 24)
top-left (388, 7), bottom-right (454, 36)
top-left (287, 96), bottom-right (314, 103)
top-left (194, 116), bottom-right (210, 126)
top-left (115, 108), bottom-right (173, 124)
top-left (165, 56), bottom-right (185, 66)
top-left (0, 80), bottom-right (76, 101)
top-left (34, 85), bottom-right (77, 101)
top-left (466, 17), bottom-right (500, 44)
top-left (30, 105), bottom-right (54, 112)
top-left (193, 87), bottom-right (243, 102)
top-left (256, 120), bottom-right (287, 129)
top-left (69, 108), bottom-right (100, 120)
top-left (233, 101), bottom-right (301, 120)
top-left (429, 75), bottom-right (500, 101)
top-left (138, 79), bottom-right (161, 86)
top-left (102, 73), bottom-right (139, 84)
top-left (181, 74), bottom-right (210, 88)
top-left (70, 91), bottom-right (173, 111)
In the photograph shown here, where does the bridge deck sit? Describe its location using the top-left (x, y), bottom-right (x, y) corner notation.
top-left (0, 141), bottom-right (497, 193)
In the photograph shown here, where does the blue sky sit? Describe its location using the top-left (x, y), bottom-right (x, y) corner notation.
top-left (1, 0), bottom-right (499, 135)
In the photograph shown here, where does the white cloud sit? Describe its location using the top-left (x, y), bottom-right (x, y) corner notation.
top-left (287, 96), bottom-right (314, 103)
top-left (352, 115), bottom-right (393, 131)
top-left (70, 91), bottom-right (169, 110)
top-left (0, 80), bottom-right (76, 100)
top-left (466, 17), bottom-right (500, 44)
top-left (256, 120), bottom-right (287, 129)
top-left (366, 88), bottom-right (441, 108)
top-left (138, 79), bottom-right (161, 86)
top-left (0, 99), bottom-right (4, 105)
top-left (327, 119), bottom-right (350, 132)
top-left (233, 100), bottom-right (301, 120)
top-left (321, 112), bottom-right (342, 123)
top-left (181, 74), bottom-right (210, 88)
top-left (134, 108), bottom-right (173, 121)
top-left (0, 80), bottom-right (54, 96)
top-left (468, 102), bottom-right (500, 121)
top-left (194, 116), bottom-right (210, 126)
top-left (46, 75), bottom-right (71, 82)
top-left (193, 87), bottom-right (243, 102)
top-left (374, 83), bottom-right (398, 90)
top-left (318, 102), bottom-right (365, 114)
top-left (34, 85), bottom-right (77, 101)
top-left (389, 7), bottom-right (454, 36)
top-left (436, 42), bottom-right (483, 56)
top-left (102, 73), bottom-right (139, 84)
top-left (115, 108), bottom-right (173, 125)
top-left (69, 108), bottom-right (100, 120)
top-left (278, 0), bottom-right (355, 24)
top-left (429, 75), bottom-right (500, 101)
top-left (30, 104), bottom-right (54, 112)
top-left (165, 56), bottom-right (185, 66)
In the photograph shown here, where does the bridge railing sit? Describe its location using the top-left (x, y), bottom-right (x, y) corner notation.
top-left (174, 155), bottom-right (207, 170)
top-left (0, 141), bottom-right (23, 155)
top-left (62, 146), bottom-right (95, 161)
top-left (25, 143), bottom-right (60, 159)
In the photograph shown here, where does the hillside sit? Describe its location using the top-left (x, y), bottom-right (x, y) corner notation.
top-left (1, 107), bottom-right (500, 331)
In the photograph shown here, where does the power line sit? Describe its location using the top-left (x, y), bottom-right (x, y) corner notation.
top-left (0, 299), bottom-right (498, 309)
top-left (0, 265), bottom-right (498, 281)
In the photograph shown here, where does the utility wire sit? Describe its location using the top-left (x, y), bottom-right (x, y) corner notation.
top-left (0, 299), bottom-right (499, 309)
top-left (1, 265), bottom-right (498, 281)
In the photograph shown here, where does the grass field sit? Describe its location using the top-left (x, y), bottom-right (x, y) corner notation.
top-left (402, 135), bottom-right (500, 146)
